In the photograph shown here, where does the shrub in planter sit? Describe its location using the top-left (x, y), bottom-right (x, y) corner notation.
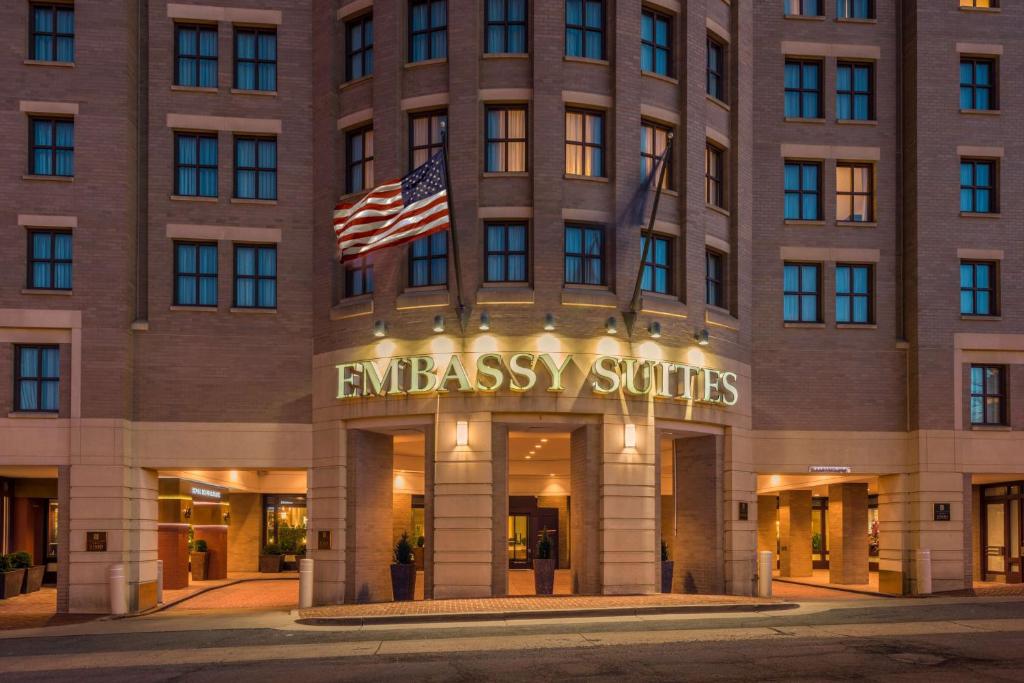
top-left (533, 528), bottom-right (556, 596)
top-left (11, 551), bottom-right (44, 594)
top-left (260, 543), bottom-right (284, 573)
top-left (390, 532), bottom-right (416, 601)
top-left (190, 539), bottom-right (209, 581)
top-left (660, 540), bottom-right (674, 594)
top-left (0, 554), bottom-right (26, 600)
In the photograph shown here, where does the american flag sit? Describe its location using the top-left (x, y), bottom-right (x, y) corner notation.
top-left (334, 152), bottom-right (450, 263)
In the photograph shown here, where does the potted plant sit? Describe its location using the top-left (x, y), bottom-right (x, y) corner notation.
top-left (661, 540), bottom-right (673, 593)
top-left (11, 552), bottom-right (44, 594)
top-left (190, 539), bottom-right (209, 581)
top-left (390, 531), bottom-right (416, 601)
top-left (533, 528), bottom-right (556, 595)
top-left (0, 554), bottom-right (26, 600)
top-left (260, 542), bottom-right (284, 573)
top-left (413, 535), bottom-right (425, 571)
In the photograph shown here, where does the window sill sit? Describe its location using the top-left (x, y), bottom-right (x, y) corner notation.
top-left (482, 52), bottom-right (529, 60)
top-left (784, 219), bottom-right (825, 226)
top-left (783, 322), bottom-right (825, 328)
top-left (837, 220), bottom-right (877, 228)
top-left (706, 95), bottom-right (731, 112)
top-left (706, 305), bottom-right (738, 330)
top-left (230, 307), bottom-right (277, 314)
top-left (7, 412), bottom-right (59, 419)
top-left (22, 288), bottom-right (72, 296)
top-left (23, 175), bottom-right (72, 183)
top-left (339, 75), bottom-right (373, 91)
top-left (476, 286), bottom-right (535, 305)
top-left (959, 6), bottom-right (1000, 12)
top-left (563, 55), bottom-right (609, 67)
top-left (784, 117), bottom-right (825, 124)
top-left (706, 203), bottom-right (730, 218)
top-left (170, 194), bottom-right (218, 203)
top-left (836, 119), bottom-right (877, 126)
top-left (836, 323), bottom-right (877, 329)
top-left (564, 174), bottom-right (609, 183)
top-left (835, 17), bottom-right (877, 24)
top-left (970, 425), bottom-right (1012, 432)
top-left (961, 315), bottom-right (1001, 321)
top-left (405, 57), bottom-right (447, 69)
top-left (330, 295), bottom-right (373, 320)
top-left (131, 320), bottom-right (150, 331)
top-left (170, 305), bottom-right (218, 312)
top-left (562, 287), bottom-right (616, 309)
top-left (230, 88), bottom-right (278, 97)
top-left (783, 14), bottom-right (826, 21)
top-left (230, 198), bottom-right (278, 205)
top-left (640, 294), bottom-right (688, 319)
top-left (396, 288), bottom-right (449, 310)
top-left (24, 59), bottom-right (74, 68)
top-left (960, 109), bottom-right (1000, 116)
top-left (960, 212), bottom-right (999, 218)
top-left (642, 71), bottom-right (679, 85)
top-left (482, 172), bottom-right (529, 178)
top-left (171, 85), bottom-right (218, 94)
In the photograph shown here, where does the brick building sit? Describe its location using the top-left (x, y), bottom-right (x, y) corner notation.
top-left (0, 0), bottom-right (1019, 613)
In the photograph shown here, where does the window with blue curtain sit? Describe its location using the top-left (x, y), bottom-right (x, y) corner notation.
top-left (16, 346), bottom-right (60, 413)
top-left (485, 223), bottom-right (528, 283)
top-left (174, 242), bottom-right (218, 306)
top-left (486, 0), bottom-right (527, 54)
top-left (960, 260), bottom-right (996, 316)
top-left (175, 24), bottom-right (218, 88)
top-left (970, 365), bottom-right (1005, 426)
top-left (409, 0), bottom-right (447, 63)
top-left (784, 0), bottom-right (821, 16)
top-left (234, 245), bottom-right (277, 309)
top-left (565, 0), bottom-right (603, 60)
top-left (836, 0), bottom-right (873, 18)
top-left (347, 127), bottom-right (374, 193)
top-left (706, 250), bottom-right (725, 307)
top-left (409, 232), bottom-right (448, 287)
top-left (641, 235), bottom-right (672, 295)
top-left (30, 118), bottom-right (74, 177)
top-left (234, 137), bottom-right (277, 200)
top-left (174, 133), bottom-right (218, 197)
top-left (235, 28), bottom-right (276, 91)
top-left (784, 161), bottom-right (821, 220)
top-left (28, 231), bottom-right (72, 290)
top-left (835, 264), bottom-right (872, 324)
top-left (30, 3), bottom-right (74, 62)
top-left (346, 15), bottom-right (374, 80)
top-left (707, 36), bottom-right (726, 102)
top-left (640, 9), bottom-right (671, 76)
top-left (784, 60), bottom-right (822, 118)
top-left (485, 107), bottom-right (527, 173)
top-left (960, 159), bottom-right (995, 213)
top-left (564, 224), bottom-right (604, 286)
top-left (960, 58), bottom-right (995, 111)
top-left (565, 109), bottom-right (604, 177)
top-left (836, 62), bottom-right (873, 121)
top-left (346, 257), bottom-right (374, 297)
top-left (783, 263), bottom-right (820, 323)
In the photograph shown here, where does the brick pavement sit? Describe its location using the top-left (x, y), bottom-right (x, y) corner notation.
top-left (0, 588), bottom-right (97, 631)
top-left (170, 579), bottom-right (299, 610)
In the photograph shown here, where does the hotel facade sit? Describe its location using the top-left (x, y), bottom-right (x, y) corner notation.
top-left (0, 0), bottom-right (1020, 613)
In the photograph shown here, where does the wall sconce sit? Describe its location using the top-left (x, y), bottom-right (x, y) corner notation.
top-left (373, 320), bottom-right (388, 338)
top-left (648, 321), bottom-right (662, 338)
top-left (605, 317), bottom-right (618, 335)
top-left (479, 312), bottom-right (491, 331)
top-left (433, 315), bottom-right (445, 333)
top-left (543, 313), bottom-right (556, 331)
top-left (694, 328), bottom-right (710, 346)
top-left (623, 423), bottom-right (637, 449)
top-left (223, 512), bottom-right (231, 525)
top-left (455, 420), bottom-right (469, 446)
top-left (183, 506), bottom-right (192, 519)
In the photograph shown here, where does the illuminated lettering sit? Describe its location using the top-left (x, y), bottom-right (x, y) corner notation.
top-left (702, 368), bottom-right (721, 402)
top-left (361, 358), bottom-right (405, 396)
top-left (537, 353), bottom-right (572, 393)
top-left (591, 356), bottom-right (621, 394)
top-left (407, 356), bottom-right (438, 394)
top-left (720, 371), bottom-right (739, 406)
top-left (476, 353), bottom-right (505, 392)
top-left (437, 355), bottom-right (474, 393)
top-left (622, 358), bottom-right (653, 396)
top-left (508, 353), bottom-right (537, 392)
top-left (336, 363), bottom-right (360, 399)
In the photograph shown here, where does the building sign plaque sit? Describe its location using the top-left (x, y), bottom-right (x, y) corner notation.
top-left (86, 531), bottom-right (107, 552)
top-left (808, 466), bottom-right (852, 474)
top-left (934, 503), bottom-right (951, 522)
top-left (190, 486), bottom-right (222, 501)
top-left (317, 530), bottom-right (332, 551)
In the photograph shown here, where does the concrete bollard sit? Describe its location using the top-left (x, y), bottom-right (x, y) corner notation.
top-left (156, 560), bottom-right (164, 604)
top-left (757, 550), bottom-right (773, 598)
top-left (299, 558), bottom-right (314, 608)
top-left (915, 548), bottom-right (932, 595)
top-left (109, 563), bottom-right (127, 616)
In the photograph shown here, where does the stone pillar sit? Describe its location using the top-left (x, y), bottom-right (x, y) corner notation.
top-left (571, 424), bottom-right (601, 594)
top-left (422, 425), bottom-right (435, 600)
top-left (877, 473), bottom-right (908, 595)
top-left (910, 471), bottom-right (970, 593)
top-left (674, 435), bottom-right (725, 594)
top-left (778, 490), bottom-right (811, 577)
top-left (310, 421), bottom-right (347, 605)
top-left (723, 429), bottom-right (757, 595)
top-left (757, 495), bottom-right (777, 557)
top-left (491, 422), bottom-right (508, 596)
top-left (56, 465), bottom-right (70, 613)
top-left (227, 493), bottom-right (261, 573)
top-left (432, 412), bottom-right (492, 599)
top-left (828, 483), bottom-right (869, 584)
top-left (345, 429), bottom-right (393, 603)
top-left (157, 525), bottom-right (189, 589)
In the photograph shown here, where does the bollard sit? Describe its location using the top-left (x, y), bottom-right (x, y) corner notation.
top-left (109, 563), bottom-right (127, 616)
top-left (757, 550), bottom-right (773, 598)
top-left (915, 548), bottom-right (932, 595)
top-left (299, 558), bottom-right (314, 608)
top-left (156, 560), bottom-right (164, 604)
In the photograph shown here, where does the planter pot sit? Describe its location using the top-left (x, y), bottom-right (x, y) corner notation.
top-left (413, 546), bottom-right (425, 571)
top-left (661, 561), bottom-right (674, 593)
top-left (390, 563), bottom-right (416, 601)
top-left (260, 554), bottom-right (283, 573)
top-left (0, 569), bottom-right (26, 600)
top-left (534, 558), bottom-right (556, 595)
top-left (22, 566), bottom-right (45, 594)
top-left (190, 551), bottom-right (209, 581)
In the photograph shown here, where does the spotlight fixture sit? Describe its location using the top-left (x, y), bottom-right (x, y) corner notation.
top-left (455, 420), bottom-right (469, 446)
top-left (528, 451), bottom-right (536, 455)
top-left (648, 321), bottom-right (662, 339)
top-left (605, 316), bottom-right (618, 335)
top-left (540, 438), bottom-right (548, 443)
top-left (543, 313), bottom-right (556, 331)
top-left (479, 312), bottom-right (491, 331)
top-left (525, 455), bottom-right (532, 460)
top-left (433, 315), bottom-right (446, 333)
top-left (623, 423), bottom-right (637, 449)
top-left (694, 328), bottom-right (710, 346)
top-left (373, 320), bottom-right (388, 338)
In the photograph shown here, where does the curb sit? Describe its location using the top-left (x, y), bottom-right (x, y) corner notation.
top-left (294, 601), bottom-right (798, 627)
top-left (772, 577), bottom-right (894, 598)
top-left (128, 576), bottom-right (299, 617)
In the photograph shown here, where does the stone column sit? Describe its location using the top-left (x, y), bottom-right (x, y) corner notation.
top-left (778, 490), bottom-right (811, 577)
top-left (571, 424), bottom-right (601, 594)
top-left (674, 435), bottom-right (725, 594)
top-left (345, 429), bottom-right (393, 603)
top-left (422, 425), bottom-right (435, 600)
top-left (56, 465), bottom-right (70, 613)
top-left (757, 495), bottom-right (777, 557)
top-left (491, 422), bottom-right (508, 597)
top-left (227, 493), bottom-right (260, 573)
top-left (828, 483), bottom-right (869, 584)
top-left (910, 471), bottom-right (970, 593)
top-left (310, 421), bottom-right (347, 605)
top-left (723, 429), bottom-right (757, 595)
top-left (877, 473), bottom-right (908, 595)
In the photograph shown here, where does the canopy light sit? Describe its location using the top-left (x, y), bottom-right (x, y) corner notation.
top-left (479, 312), bottom-right (491, 331)
top-left (543, 313), bottom-right (556, 331)
top-left (433, 315), bottom-right (445, 333)
top-left (694, 328), bottom-right (710, 346)
top-left (373, 320), bottom-right (388, 338)
top-left (648, 321), bottom-right (662, 339)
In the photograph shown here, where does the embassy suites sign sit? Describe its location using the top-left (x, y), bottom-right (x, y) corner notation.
top-left (337, 353), bottom-right (739, 406)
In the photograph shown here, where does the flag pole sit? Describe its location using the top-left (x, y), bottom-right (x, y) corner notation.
top-left (440, 121), bottom-right (468, 334)
top-left (623, 133), bottom-right (673, 338)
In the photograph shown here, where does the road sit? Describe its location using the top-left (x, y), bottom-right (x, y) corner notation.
top-left (3, 595), bottom-right (1024, 681)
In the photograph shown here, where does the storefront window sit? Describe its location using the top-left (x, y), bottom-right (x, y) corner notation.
top-left (263, 495), bottom-right (307, 553)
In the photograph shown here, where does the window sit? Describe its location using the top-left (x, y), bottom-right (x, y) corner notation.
top-left (641, 235), bottom-right (672, 295)
top-left (706, 143), bottom-right (725, 208)
top-left (836, 163), bottom-right (873, 222)
top-left (27, 231), bottom-right (72, 291)
top-left (346, 257), bottom-right (374, 297)
top-left (234, 137), bottom-right (277, 200)
top-left (960, 260), bottom-right (996, 316)
top-left (485, 0), bottom-right (527, 54)
top-left (565, 109), bottom-right (604, 177)
top-left (15, 346), bottom-right (59, 413)
top-left (970, 365), bottom-right (1006, 426)
top-left (174, 133), bottom-right (218, 197)
top-left (564, 224), bottom-right (604, 286)
top-left (174, 242), bottom-right (218, 307)
top-left (836, 62), bottom-right (873, 120)
top-left (784, 161), bottom-right (821, 221)
top-left (29, 118), bottom-right (73, 177)
top-left (410, 111), bottom-right (446, 169)
top-left (234, 245), bottom-right (277, 309)
top-left (960, 0), bottom-right (998, 7)
top-left (706, 250), bottom-right (725, 308)
top-left (960, 58), bottom-right (996, 111)
top-left (706, 36), bottom-right (726, 102)
top-left (346, 127), bottom-right (374, 194)
top-left (175, 24), bottom-right (218, 88)
top-left (565, 0), bottom-right (604, 60)
top-left (485, 107), bottom-right (527, 173)
top-left (641, 121), bottom-right (672, 189)
top-left (409, 233), bottom-right (448, 287)
top-left (835, 264), bottom-right (872, 324)
top-left (641, 9), bottom-right (671, 77)
top-left (30, 3), bottom-right (74, 62)
top-left (836, 0), bottom-right (873, 19)
top-left (234, 28), bottom-right (276, 92)
top-left (785, 60), bottom-right (822, 118)
top-left (346, 15), bottom-right (373, 80)
top-left (485, 223), bottom-right (528, 283)
top-left (960, 159), bottom-right (996, 213)
top-left (783, 263), bottom-right (821, 322)
top-left (409, 0), bottom-right (447, 62)
top-left (784, 0), bottom-right (822, 16)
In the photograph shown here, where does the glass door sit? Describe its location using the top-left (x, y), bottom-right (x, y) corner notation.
top-left (508, 514), bottom-right (530, 568)
top-left (985, 500), bottom-right (1008, 579)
